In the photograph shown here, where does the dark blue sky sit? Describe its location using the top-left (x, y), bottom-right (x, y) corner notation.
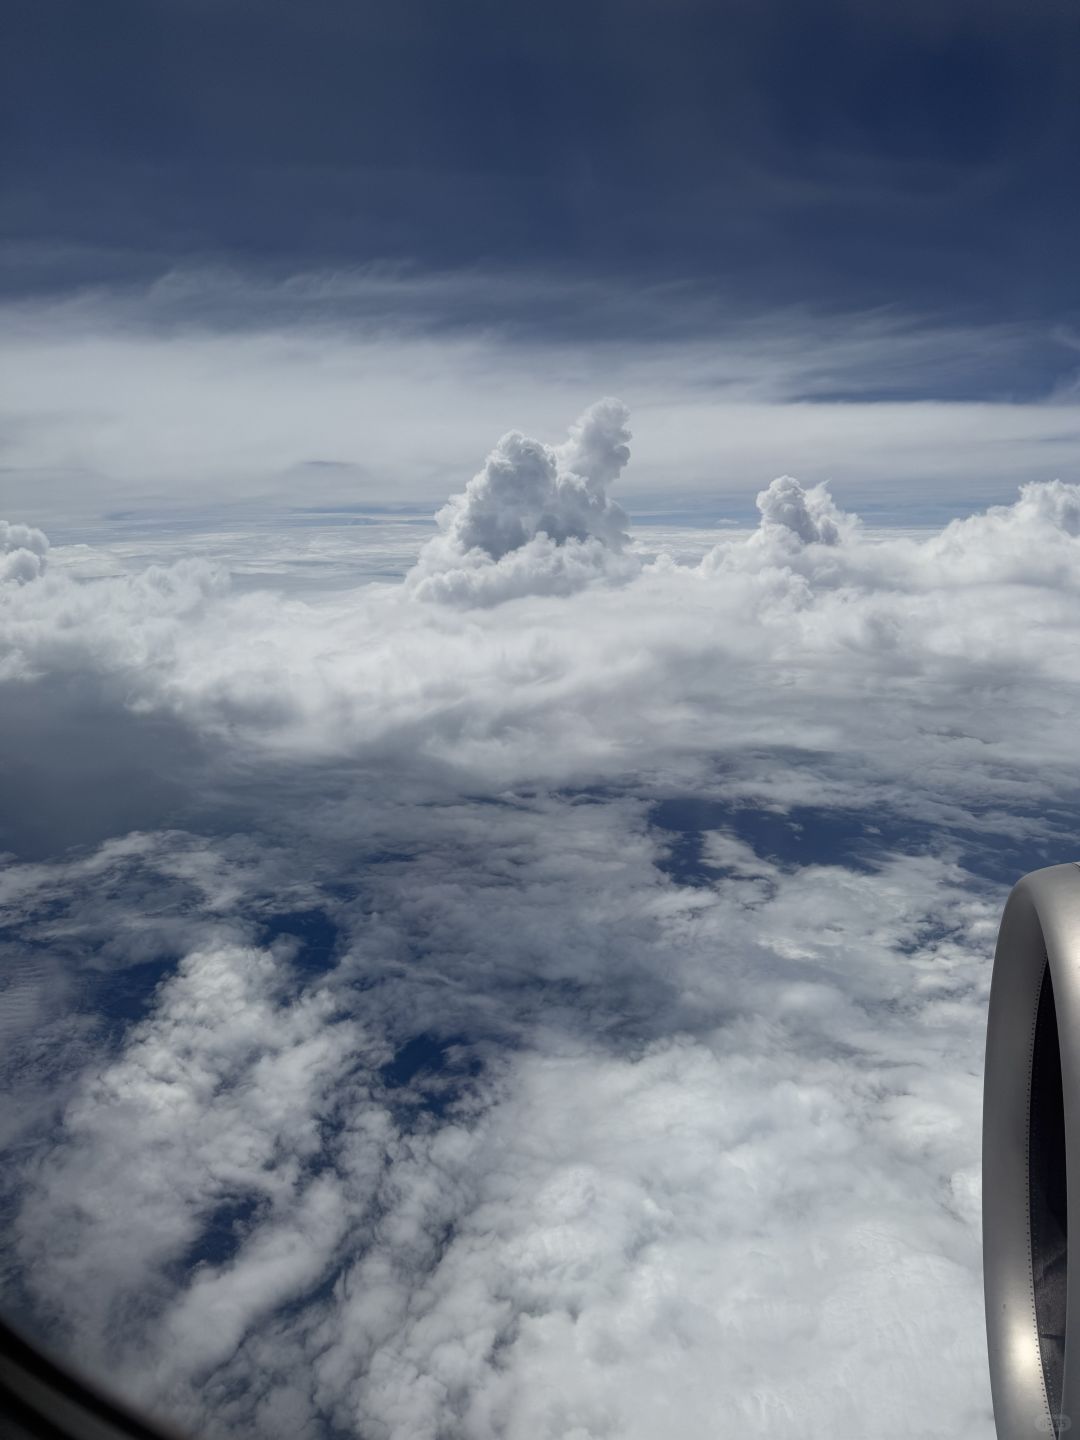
top-left (4, 0), bottom-right (1080, 326)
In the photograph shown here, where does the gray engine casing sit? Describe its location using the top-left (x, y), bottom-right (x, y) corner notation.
top-left (985, 864), bottom-right (1080, 1438)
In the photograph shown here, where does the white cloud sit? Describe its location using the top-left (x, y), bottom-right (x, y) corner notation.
top-left (0, 519), bottom-right (49, 583)
top-left (5, 811), bottom-right (997, 1440)
top-left (10, 397), bottom-right (1080, 1439)
top-left (408, 399), bottom-right (636, 606)
top-left (15, 933), bottom-right (368, 1364)
top-left (1, 273), bottom-right (1079, 531)
top-left (7, 422), bottom-right (1080, 800)
top-left (444, 400), bottom-right (630, 560)
top-left (753, 474), bottom-right (857, 547)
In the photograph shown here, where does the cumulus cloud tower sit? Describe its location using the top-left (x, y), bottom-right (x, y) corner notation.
top-left (754, 475), bottom-right (854, 548)
top-left (410, 398), bottom-right (636, 605)
top-left (438, 397), bottom-right (632, 559)
top-left (0, 520), bottom-right (49, 584)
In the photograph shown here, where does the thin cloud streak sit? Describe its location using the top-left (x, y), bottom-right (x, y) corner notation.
top-left (1, 274), bottom-right (1078, 530)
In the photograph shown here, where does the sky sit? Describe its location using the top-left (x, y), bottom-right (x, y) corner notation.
top-left (3, 3), bottom-right (1080, 1439)
top-left (4, 0), bottom-right (1080, 531)
top-left (5, 0), bottom-right (1080, 320)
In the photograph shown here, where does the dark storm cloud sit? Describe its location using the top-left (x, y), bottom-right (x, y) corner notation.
top-left (4, 0), bottom-right (1080, 323)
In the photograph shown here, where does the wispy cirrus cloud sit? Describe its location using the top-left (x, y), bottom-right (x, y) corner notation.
top-left (2, 270), bottom-right (1079, 533)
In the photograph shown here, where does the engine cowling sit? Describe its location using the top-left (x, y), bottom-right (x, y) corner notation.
top-left (985, 864), bottom-right (1080, 1438)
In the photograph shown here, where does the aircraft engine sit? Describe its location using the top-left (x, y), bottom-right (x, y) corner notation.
top-left (985, 864), bottom-right (1080, 1438)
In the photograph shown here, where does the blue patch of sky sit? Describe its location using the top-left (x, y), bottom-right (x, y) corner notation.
top-left (649, 794), bottom-right (1080, 889)
top-left (0, 920), bottom-right (181, 1038)
top-left (651, 797), bottom-right (913, 883)
top-left (87, 955), bottom-right (180, 1033)
top-left (261, 909), bottom-right (340, 980)
top-left (179, 1194), bottom-right (264, 1274)
top-left (381, 1033), bottom-right (484, 1120)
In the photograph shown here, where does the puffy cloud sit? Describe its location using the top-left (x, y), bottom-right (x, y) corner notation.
top-left (1, 519), bottom-right (49, 584)
top-left (918, 477), bottom-right (1080, 588)
top-left (703, 470), bottom-right (1080, 602)
top-left (7, 413), bottom-right (1080, 1439)
top-left (4, 462), bottom-right (1080, 799)
top-left (0, 549), bottom-right (225, 683)
top-left (554, 395), bottom-right (633, 497)
top-left (14, 930), bottom-right (367, 1368)
top-left (752, 474), bottom-right (856, 547)
top-left (408, 400), bottom-right (636, 605)
top-left (4, 806), bottom-right (997, 1440)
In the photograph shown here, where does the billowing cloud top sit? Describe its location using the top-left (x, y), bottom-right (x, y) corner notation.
top-left (753, 474), bottom-right (856, 548)
top-left (408, 398), bottom-right (636, 605)
top-left (1, 520), bottom-right (49, 584)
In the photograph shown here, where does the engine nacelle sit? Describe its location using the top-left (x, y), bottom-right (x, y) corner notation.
top-left (985, 864), bottom-right (1080, 1438)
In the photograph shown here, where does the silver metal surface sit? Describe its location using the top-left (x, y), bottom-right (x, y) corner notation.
top-left (984, 863), bottom-right (1080, 1438)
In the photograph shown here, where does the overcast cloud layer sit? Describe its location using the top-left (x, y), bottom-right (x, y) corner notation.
top-left (5, 398), bottom-right (1080, 1438)
top-left (4, 278), bottom-right (1080, 534)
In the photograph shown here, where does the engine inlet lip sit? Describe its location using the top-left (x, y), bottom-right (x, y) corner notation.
top-left (984, 863), bottom-right (1080, 1440)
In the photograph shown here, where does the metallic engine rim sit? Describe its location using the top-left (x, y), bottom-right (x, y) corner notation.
top-left (984, 863), bottom-right (1080, 1439)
